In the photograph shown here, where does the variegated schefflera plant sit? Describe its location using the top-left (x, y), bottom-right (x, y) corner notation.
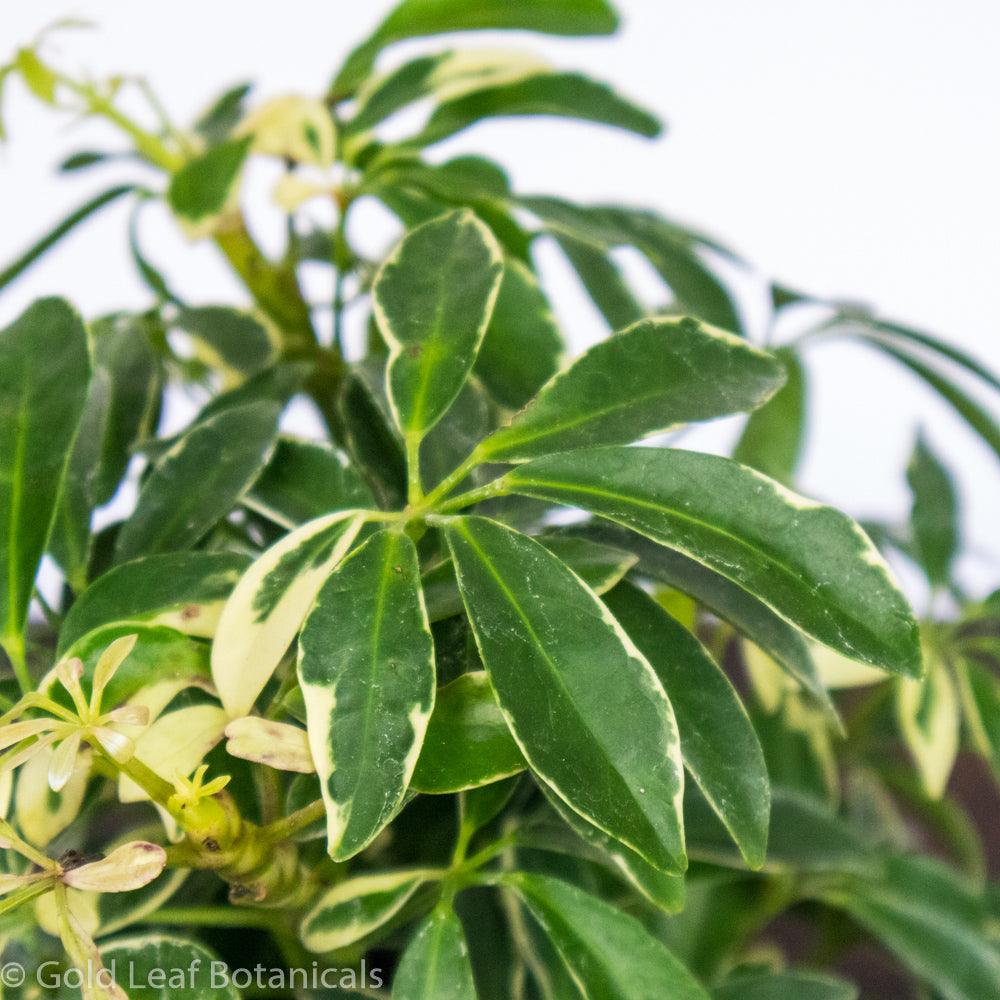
top-left (1, 2), bottom-right (999, 998)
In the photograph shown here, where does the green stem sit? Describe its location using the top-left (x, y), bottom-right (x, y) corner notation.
top-left (421, 446), bottom-right (487, 510)
top-left (144, 906), bottom-right (280, 930)
top-left (213, 219), bottom-right (318, 357)
top-left (405, 433), bottom-right (424, 507)
top-left (261, 798), bottom-right (326, 842)
top-left (3, 633), bottom-right (32, 695)
top-left (0, 878), bottom-right (57, 917)
top-left (60, 73), bottom-right (345, 439)
top-left (107, 750), bottom-right (176, 810)
top-left (456, 832), bottom-right (523, 875)
top-left (434, 479), bottom-right (508, 515)
top-left (59, 77), bottom-right (182, 171)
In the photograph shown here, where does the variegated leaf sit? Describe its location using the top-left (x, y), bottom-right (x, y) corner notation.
top-left (212, 511), bottom-right (364, 717)
top-left (298, 530), bottom-right (435, 860)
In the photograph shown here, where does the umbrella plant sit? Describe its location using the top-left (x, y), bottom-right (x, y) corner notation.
top-left (1, 2), bottom-right (998, 998)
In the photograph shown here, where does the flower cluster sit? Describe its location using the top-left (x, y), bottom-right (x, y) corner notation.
top-left (0, 635), bottom-right (147, 791)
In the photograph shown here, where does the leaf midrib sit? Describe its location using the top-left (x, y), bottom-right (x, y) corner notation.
top-left (508, 470), bottom-right (892, 664)
top-left (450, 519), bottom-right (670, 860)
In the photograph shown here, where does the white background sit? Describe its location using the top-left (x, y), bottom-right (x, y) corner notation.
top-left (2, 1), bottom-right (998, 605)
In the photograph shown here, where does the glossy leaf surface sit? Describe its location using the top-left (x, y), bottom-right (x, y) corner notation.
top-left (506, 447), bottom-right (922, 676)
top-left (475, 257), bottom-right (563, 409)
top-left (114, 402), bottom-right (279, 563)
top-left (508, 873), bottom-right (709, 1000)
top-left (411, 671), bottom-right (525, 793)
top-left (374, 210), bottom-right (503, 439)
top-left (0, 298), bottom-right (90, 654)
top-left (446, 516), bottom-right (686, 873)
top-left (246, 436), bottom-right (375, 528)
top-left (604, 581), bottom-right (769, 868)
top-left (301, 869), bottom-right (435, 952)
top-left (481, 318), bottom-right (784, 461)
top-left (212, 511), bottom-right (363, 717)
top-left (58, 551), bottom-right (249, 654)
top-left (393, 905), bottom-right (478, 999)
top-left (299, 530), bottom-right (435, 859)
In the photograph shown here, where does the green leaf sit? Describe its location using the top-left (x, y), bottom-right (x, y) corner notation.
top-left (409, 72), bottom-right (660, 146)
top-left (955, 656), bottom-right (1000, 778)
top-left (0, 299), bottom-right (91, 659)
top-left (585, 526), bottom-right (831, 707)
top-left (480, 318), bottom-right (784, 461)
top-left (14, 47), bottom-right (57, 101)
top-left (332, 0), bottom-right (619, 95)
top-left (895, 652), bottom-right (960, 799)
top-left (50, 367), bottom-right (111, 590)
top-left (603, 581), bottom-right (769, 868)
top-left (56, 623), bottom-right (210, 710)
top-left (97, 934), bottom-right (240, 999)
top-left (371, 153), bottom-right (514, 204)
top-left (94, 865), bottom-right (189, 939)
top-left (339, 360), bottom-right (408, 508)
top-left (475, 258), bottom-right (564, 409)
top-left (523, 198), bottom-right (744, 333)
top-left (846, 314), bottom-right (1000, 393)
top-left (348, 50), bottom-right (549, 136)
top-left (245, 436), bottom-right (375, 529)
top-left (197, 360), bottom-right (309, 424)
top-left (460, 775), bottom-right (520, 833)
top-left (536, 534), bottom-right (638, 594)
top-left (167, 137), bottom-right (251, 225)
top-left (194, 81), bottom-right (253, 144)
top-left (538, 785), bottom-right (686, 914)
top-left (212, 511), bottom-right (364, 717)
top-left (506, 448), bottom-right (921, 676)
top-left (298, 530), bottom-right (435, 859)
top-left (421, 378), bottom-right (494, 493)
top-left (554, 232), bottom-right (644, 329)
top-left (506, 873), bottom-right (709, 1000)
top-left (58, 551), bottom-right (249, 655)
top-left (685, 786), bottom-right (873, 874)
top-left (114, 401), bottom-right (279, 563)
top-left (336, 358), bottom-right (491, 504)
top-left (374, 209), bottom-right (503, 440)
top-left (348, 52), bottom-right (450, 133)
top-left (906, 433), bottom-right (959, 587)
top-left (394, 905), bottom-right (479, 999)
top-left (374, 174), bottom-right (534, 263)
top-left (445, 516), bottom-right (686, 873)
top-left (301, 869), bottom-right (437, 953)
top-left (871, 340), bottom-right (1000, 463)
top-left (89, 313), bottom-right (163, 503)
top-left (820, 855), bottom-right (1000, 1000)
top-left (411, 671), bottom-right (525, 793)
top-left (733, 348), bottom-right (807, 484)
top-left (172, 305), bottom-right (277, 380)
top-left (422, 533), bottom-right (636, 622)
top-left (59, 150), bottom-right (121, 173)
top-left (130, 196), bottom-right (181, 303)
top-left (48, 313), bottom-right (162, 545)
top-left (0, 185), bottom-right (136, 294)
top-left (713, 970), bottom-right (858, 1000)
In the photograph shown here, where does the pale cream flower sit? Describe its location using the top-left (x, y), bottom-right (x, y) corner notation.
top-left (166, 763), bottom-right (231, 814)
top-left (0, 635), bottom-right (149, 791)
